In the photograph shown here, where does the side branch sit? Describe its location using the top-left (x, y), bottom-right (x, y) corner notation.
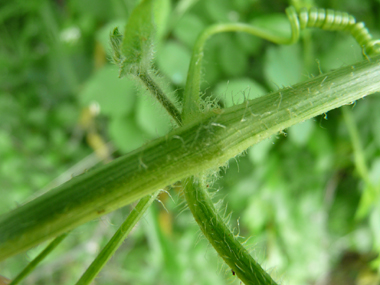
top-left (184, 177), bottom-right (278, 284)
top-left (138, 72), bottom-right (183, 126)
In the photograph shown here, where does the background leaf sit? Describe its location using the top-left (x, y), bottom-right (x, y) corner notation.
top-left (264, 43), bottom-right (304, 89)
top-left (1, 0), bottom-right (380, 284)
top-left (79, 65), bottom-right (136, 117)
top-left (213, 78), bottom-right (267, 107)
top-left (120, 0), bottom-right (155, 75)
top-left (156, 41), bottom-right (191, 86)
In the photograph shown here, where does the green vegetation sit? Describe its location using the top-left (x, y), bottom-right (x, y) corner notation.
top-left (1, 0), bottom-right (380, 284)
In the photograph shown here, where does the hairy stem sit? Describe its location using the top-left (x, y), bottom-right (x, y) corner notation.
top-left (1, 55), bottom-right (380, 261)
top-left (138, 72), bottom-right (182, 126)
top-left (184, 177), bottom-right (277, 284)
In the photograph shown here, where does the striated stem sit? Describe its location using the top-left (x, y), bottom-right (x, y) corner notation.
top-left (184, 177), bottom-right (277, 284)
top-left (1, 55), bottom-right (380, 261)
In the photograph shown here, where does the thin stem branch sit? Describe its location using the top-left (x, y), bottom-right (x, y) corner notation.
top-left (138, 72), bottom-right (182, 126)
top-left (75, 191), bottom-right (160, 285)
top-left (9, 233), bottom-right (68, 285)
top-left (341, 106), bottom-right (380, 219)
top-left (341, 106), bottom-right (371, 183)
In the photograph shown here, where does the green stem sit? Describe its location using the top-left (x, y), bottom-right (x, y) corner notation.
top-left (341, 106), bottom-right (379, 219)
top-left (75, 191), bottom-right (160, 285)
top-left (341, 106), bottom-right (371, 184)
top-left (138, 72), bottom-right (182, 126)
top-left (179, 22), bottom-right (285, 282)
top-left (9, 233), bottom-right (68, 285)
top-left (184, 177), bottom-right (277, 284)
top-left (182, 22), bottom-right (298, 124)
top-left (1, 55), bottom-right (380, 261)
top-left (178, 14), bottom-right (298, 283)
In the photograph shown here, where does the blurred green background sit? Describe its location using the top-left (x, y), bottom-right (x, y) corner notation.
top-left (1, 0), bottom-right (380, 284)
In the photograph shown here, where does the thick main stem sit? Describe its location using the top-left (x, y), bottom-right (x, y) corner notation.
top-left (1, 55), bottom-right (380, 261)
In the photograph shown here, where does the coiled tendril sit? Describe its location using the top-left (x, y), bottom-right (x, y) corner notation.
top-left (286, 6), bottom-right (380, 56)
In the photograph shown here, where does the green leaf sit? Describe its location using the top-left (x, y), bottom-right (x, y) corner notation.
top-left (97, 20), bottom-right (126, 58)
top-left (135, 95), bottom-right (173, 137)
top-left (250, 14), bottom-right (292, 42)
top-left (205, 0), bottom-right (233, 22)
top-left (218, 37), bottom-right (248, 77)
top-left (213, 78), bottom-right (267, 107)
top-left (69, 0), bottom-right (112, 21)
top-left (264, 43), bottom-right (304, 89)
top-left (200, 35), bottom-right (225, 88)
top-left (173, 13), bottom-right (205, 48)
top-left (319, 36), bottom-right (363, 72)
top-left (79, 65), bottom-right (136, 117)
top-left (235, 32), bottom-right (263, 55)
top-left (108, 115), bottom-right (148, 153)
top-left (243, 195), bottom-right (270, 231)
top-left (120, 0), bottom-right (155, 75)
top-left (248, 137), bottom-right (274, 164)
top-left (156, 41), bottom-right (191, 86)
top-left (55, 103), bottom-right (79, 128)
top-left (232, 0), bottom-right (255, 12)
top-left (0, 130), bottom-right (13, 156)
top-left (290, 0), bottom-right (315, 10)
top-left (154, 0), bottom-right (171, 41)
top-left (110, 27), bottom-right (124, 66)
top-left (288, 119), bottom-right (315, 146)
top-left (307, 127), bottom-right (334, 172)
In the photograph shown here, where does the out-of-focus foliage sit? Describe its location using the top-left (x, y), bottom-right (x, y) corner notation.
top-left (1, 0), bottom-right (380, 284)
